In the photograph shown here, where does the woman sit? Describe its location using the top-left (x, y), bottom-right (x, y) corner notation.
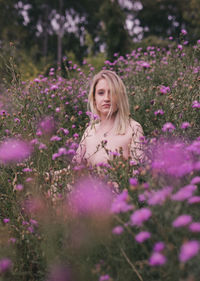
top-left (74, 70), bottom-right (144, 167)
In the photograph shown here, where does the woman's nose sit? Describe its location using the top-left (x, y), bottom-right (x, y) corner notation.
top-left (104, 91), bottom-right (110, 101)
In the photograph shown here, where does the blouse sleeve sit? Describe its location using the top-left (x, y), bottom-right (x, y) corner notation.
top-left (129, 121), bottom-right (144, 163)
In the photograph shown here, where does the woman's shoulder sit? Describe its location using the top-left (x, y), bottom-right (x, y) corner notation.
top-left (128, 118), bottom-right (143, 131)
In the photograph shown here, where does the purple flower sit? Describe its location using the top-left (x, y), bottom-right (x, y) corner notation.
top-left (151, 141), bottom-right (194, 177)
top-left (179, 240), bottom-right (200, 262)
top-left (192, 100), bottom-right (200, 108)
top-left (0, 138), bottom-right (32, 164)
top-left (0, 258), bottom-right (12, 273)
top-left (50, 136), bottom-right (62, 141)
top-left (3, 218), bottom-right (10, 224)
top-left (129, 177), bottom-right (138, 186)
top-left (112, 226), bottom-right (124, 235)
top-left (181, 122), bottom-right (190, 129)
top-left (172, 215), bottom-right (192, 228)
top-left (188, 196), bottom-right (200, 204)
top-left (191, 176), bottom-right (200, 185)
top-left (154, 109), bottom-right (164, 116)
top-left (153, 242), bottom-right (165, 252)
top-left (160, 85), bottom-right (170, 94)
top-left (189, 222), bottom-right (200, 232)
top-left (69, 178), bottom-right (113, 215)
top-left (110, 189), bottom-right (133, 214)
top-left (172, 185), bottom-right (197, 201)
top-left (99, 274), bottom-right (110, 281)
top-left (38, 116), bottom-right (56, 135)
top-left (135, 231), bottom-right (151, 243)
top-left (162, 122), bottom-right (175, 132)
top-left (148, 186), bottom-right (172, 205)
top-left (181, 29), bottom-right (187, 35)
top-left (149, 252), bottom-right (167, 266)
top-left (178, 44), bottom-right (183, 50)
top-left (130, 208), bottom-right (152, 226)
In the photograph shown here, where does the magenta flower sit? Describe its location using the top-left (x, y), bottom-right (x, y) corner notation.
top-left (153, 242), bottom-right (165, 252)
top-left (149, 252), bottom-right (167, 266)
top-left (148, 186), bottom-right (172, 205)
top-left (0, 138), bottom-right (32, 164)
top-left (154, 109), bottom-right (164, 116)
top-left (179, 240), bottom-right (200, 262)
top-left (69, 178), bottom-right (113, 215)
top-left (181, 29), bottom-right (187, 35)
top-left (192, 100), bottom-right (200, 108)
top-left (130, 208), bottom-right (152, 226)
top-left (172, 215), bottom-right (192, 228)
top-left (189, 222), bottom-right (200, 232)
top-left (110, 189), bottom-right (133, 214)
top-left (172, 184), bottom-right (197, 201)
top-left (38, 116), bottom-right (56, 136)
top-left (129, 177), bottom-right (138, 186)
top-left (181, 122), bottom-right (190, 129)
top-left (191, 176), bottom-right (200, 185)
top-left (160, 85), bottom-right (170, 94)
top-left (112, 226), bottom-right (124, 235)
top-left (50, 136), bottom-right (62, 141)
top-left (99, 274), bottom-right (111, 281)
top-left (162, 122), bottom-right (175, 132)
top-left (188, 196), bottom-right (200, 204)
top-left (152, 141), bottom-right (194, 177)
top-left (0, 258), bottom-right (12, 273)
top-left (135, 231), bottom-right (151, 243)
top-left (3, 218), bottom-right (10, 224)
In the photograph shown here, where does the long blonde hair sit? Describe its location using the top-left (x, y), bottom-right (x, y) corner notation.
top-left (88, 70), bottom-right (130, 134)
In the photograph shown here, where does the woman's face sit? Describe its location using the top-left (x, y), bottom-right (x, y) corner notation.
top-left (94, 79), bottom-right (118, 119)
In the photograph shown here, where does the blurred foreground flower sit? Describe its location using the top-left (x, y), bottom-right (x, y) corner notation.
top-left (68, 178), bottom-right (113, 216)
top-left (0, 258), bottom-right (12, 274)
top-left (149, 252), bottom-right (167, 266)
top-left (151, 141), bottom-right (194, 177)
top-left (179, 240), bottom-right (200, 262)
top-left (0, 138), bottom-right (32, 164)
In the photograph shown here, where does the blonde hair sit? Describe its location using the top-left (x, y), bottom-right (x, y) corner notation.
top-left (88, 70), bottom-right (130, 134)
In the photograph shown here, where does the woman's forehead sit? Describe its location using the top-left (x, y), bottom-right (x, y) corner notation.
top-left (95, 78), bottom-right (110, 90)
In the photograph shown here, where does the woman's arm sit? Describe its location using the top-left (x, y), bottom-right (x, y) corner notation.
top-left (72, 126), bottom-right (90, 164)
top-left (129, 121), bottom-right (145, 163)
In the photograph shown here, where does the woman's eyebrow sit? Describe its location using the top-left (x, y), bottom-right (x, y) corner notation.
top-left (96, 88), bottom-right (105, 91)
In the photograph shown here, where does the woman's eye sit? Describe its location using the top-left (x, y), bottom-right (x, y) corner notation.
top-left (98, 91), bottom-right (104, 95)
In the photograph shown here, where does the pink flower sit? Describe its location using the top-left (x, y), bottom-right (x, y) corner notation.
top-left (172, 215), bottom-right (192, 228)
top-left (181, 29), bottom-right (187, 35)
top-left (130, 208), bottom-right (152, 226)
top-left (154, 109), bottom-right (164, 116)
top-left (0, 258), bottom-right (12, 273)
top-left (179, 240), bottom-right (200, 262)
top-left (160, 85), bottom-right (170, 94)
top-left (162, 122), bottom-right (175, 132)
top-left (111, 189), bottom-right (133, 214)
top-left (181, 122), bottom-right (190, 129)
top-left (38, 116), bottom-right (56, 135)
top-left (0, 138), bottom-right (32, 164)
top-left (188, 196), bottom-right (200, 204)
top-left (153, 242), bottom-right (165, 252)
top-left (3, 218), bottom-right (10, 224)
top-left (149, 252), bottom-right (166, 266)
top-left (189, 222), bottom-right (200, 232)
top-left (112, 226), bottom-right (124, 235)
top-left (129, 177), bottom-right (138, 186)
top-left (172, 185), bottom-right (197, 201)
top-left (135, 231), bottom-right (151, 243)
top-left (69, 178), bottom-right (113, 215)
top-left (191, 176), bottom-right (200, 185)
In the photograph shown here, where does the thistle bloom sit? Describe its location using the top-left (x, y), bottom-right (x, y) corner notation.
top-left (0, 138), bottom-right (32, 164)
top-left (0, 258), bottom-right (12, 273)
top-left (189, 222), bottom-right (200, 232)
top-left (112, 226), bottom-right (124, 235)
top-left (179, 240), bottom-right (200, 262)
top-left (153, 242), bottom-right (165, 252)
top-left (111, 189), bottom-right (133, 214)
top-left (69, 178), bottom-right (113, 215)
top-left (135, 231), bottom-right (151, 243)
top-left (130, 208), bottom-right (152, 226)
top-left (149, 252), bottom-right (166, 266)
top-left (162, 122), bottom-right (175, 132)
top-left (172, 215), bottom-right (192, 228)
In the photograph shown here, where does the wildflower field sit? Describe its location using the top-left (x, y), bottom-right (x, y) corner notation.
top-left (0, 38), bottom-right (200, 281)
